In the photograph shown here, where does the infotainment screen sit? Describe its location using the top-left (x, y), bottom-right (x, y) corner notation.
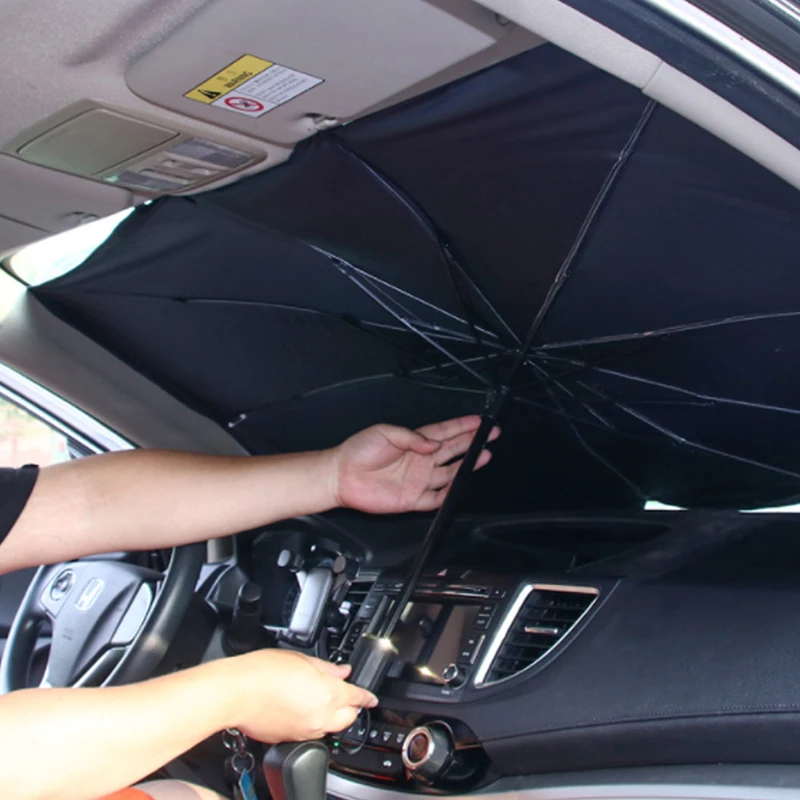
top-left (389, 601), bottom-right (481, 684)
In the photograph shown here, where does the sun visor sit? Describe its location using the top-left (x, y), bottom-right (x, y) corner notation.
top-left (35, 43), bottom-right (800, 513)
top-left (125, 0), bottom-right (539, 144)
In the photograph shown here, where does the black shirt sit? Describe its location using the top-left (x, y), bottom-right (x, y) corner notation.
top-left (0, 466), bottom-right (39, 546)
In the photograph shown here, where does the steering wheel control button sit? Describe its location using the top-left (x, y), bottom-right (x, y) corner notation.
top-left (111, 583), bottom-right (154, 645)
top-left (401, 725), bottom-right (455, 782)
top-left (50, 569), bottom-right (75, 600)
top-left (41, 569), bottom-right (77, 617)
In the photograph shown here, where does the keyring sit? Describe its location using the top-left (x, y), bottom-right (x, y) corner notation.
top-left (231, 750), bottom-right (256, 776)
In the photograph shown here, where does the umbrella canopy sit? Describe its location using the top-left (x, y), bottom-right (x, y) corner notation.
top-left (34, 43), bottom-right (800, 513)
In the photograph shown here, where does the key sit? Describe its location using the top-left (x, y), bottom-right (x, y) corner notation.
top-left (234, 768), bottom-right (258, 800)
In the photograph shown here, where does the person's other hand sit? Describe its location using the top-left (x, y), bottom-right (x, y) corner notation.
top-left (224, 650), bottom-right (378, 743)
top-left (330, 415), bottom-right (500, 514)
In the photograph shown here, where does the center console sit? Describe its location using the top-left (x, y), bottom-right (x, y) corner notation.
top-left (326, 568), bottom-right (602, 792)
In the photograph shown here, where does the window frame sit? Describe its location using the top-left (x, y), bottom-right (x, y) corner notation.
top-left (0, 361), bottom-right (133, 457)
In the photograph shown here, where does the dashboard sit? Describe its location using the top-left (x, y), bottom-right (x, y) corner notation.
top-left (324, 568), bottom-right (603, 789)
top-left (235, 510), bottom-right (800, 795)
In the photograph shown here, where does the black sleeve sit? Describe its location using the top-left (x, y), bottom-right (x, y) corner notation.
top-left (0, 465), bottom-right (39, 546)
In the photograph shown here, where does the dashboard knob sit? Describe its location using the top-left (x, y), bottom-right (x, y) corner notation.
top-left (441, 663), bottom-right (466, 688)
top-left (401, 724), bottom-right (454, 783)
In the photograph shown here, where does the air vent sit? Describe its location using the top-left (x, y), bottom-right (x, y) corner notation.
top-left (326, 580), bottom-right (373, 661)
top-left (478, 584), bottom-right (598, 685)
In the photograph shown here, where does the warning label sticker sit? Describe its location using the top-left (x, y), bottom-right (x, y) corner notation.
top-left (185, 55), bottom-right (323, 117)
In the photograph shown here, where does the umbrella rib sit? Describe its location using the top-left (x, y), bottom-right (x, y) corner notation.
top-left (176, 296), bottom-right (491, 348)
top-left (538, 352), bottom-right (800, 417)
top-left (411, 352), bottom-right (504, 379)
top-left (190, 190), bottom-right (503, 342)
top-left (232, 363), bottom-right (493, 423)
top-left (230, 354), bottom-right (543, 427)
top-left (329, 256), bottom-right (492, 386)
top-left (77, 289), bottom-right (493, 364)
top-left (509, 391), bottom-right (629, 432)
top-left (80, 291), bottom-right (485, 345)
top-left (332, 138), bottom-right (519, 345)
top-left (231, 370), bottom-right (401, 421)
top-left (514, 100), bottom-right (657, 361)
top-left (179, 296), bottom-right (408, 330)
top-left (595, 366), bottom-right (800, 415)
top-left (536, 309), bottom-right (800, 352)
top-left (579, 382), bottom-right (800, 482)
top-left (527, 360), bottom-right (645, 498)
top-left (339, 259), bottom-right (501, 342)
top-left (525, 358), bottom-right (614, 429)
top-left (439, 240), bottom-right (505, 388)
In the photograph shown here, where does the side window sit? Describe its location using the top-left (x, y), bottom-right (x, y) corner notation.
top-left (0, 396), bottom-right (73, 467)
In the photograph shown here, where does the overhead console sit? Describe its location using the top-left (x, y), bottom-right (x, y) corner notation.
top-left (3, 102), bottom-right (266, 197)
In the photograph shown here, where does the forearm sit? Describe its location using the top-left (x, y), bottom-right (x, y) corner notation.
top-left (0, 448), bottom-right (337, 571)
top-left (0, 659), bottom-right (236, 800)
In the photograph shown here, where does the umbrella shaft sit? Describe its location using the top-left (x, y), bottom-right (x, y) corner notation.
top-left (377, 386), bottom-right (509, 638)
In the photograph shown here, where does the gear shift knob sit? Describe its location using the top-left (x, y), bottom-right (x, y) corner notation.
top-left (263, 741), bottom-right (329, 800)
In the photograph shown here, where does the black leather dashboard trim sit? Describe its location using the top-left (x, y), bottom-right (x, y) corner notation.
top-left (394, 578), bottom-right (800, 772)
top-left (484, 712), bottom-right (800, 774)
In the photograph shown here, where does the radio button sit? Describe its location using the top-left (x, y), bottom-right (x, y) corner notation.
top-left (458, 633), bottom-right (485, 664)
top-left (474, 613), bottom-right (492, 630)
top-left (357, 599), bottom-right (378, 619)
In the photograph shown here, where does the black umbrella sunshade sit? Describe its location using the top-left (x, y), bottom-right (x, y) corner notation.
top-left (35, 44), bottom-right (800, 513)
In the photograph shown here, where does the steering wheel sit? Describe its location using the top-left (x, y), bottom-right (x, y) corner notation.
top-left (0, 543), bottom-right (205, 692)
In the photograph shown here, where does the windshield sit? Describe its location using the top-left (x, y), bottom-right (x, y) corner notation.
top-left (27, 44), bottom-right (800, 515)
top-left (7, 208), bottom-right (134, 286)
top-left (678, 0), bottom-right (800, 75)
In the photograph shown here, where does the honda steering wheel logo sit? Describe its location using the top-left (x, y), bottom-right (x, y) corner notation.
top-left (74, 578), bottom-right (105, 612)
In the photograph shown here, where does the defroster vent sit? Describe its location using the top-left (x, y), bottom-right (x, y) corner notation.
top-left (478, 584), bottom-right (598, 685)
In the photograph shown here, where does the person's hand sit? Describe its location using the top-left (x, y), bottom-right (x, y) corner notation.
top-left (329, 415), bottom-right (500, 514)
top-left (223, 649), bottom-right (378, 743)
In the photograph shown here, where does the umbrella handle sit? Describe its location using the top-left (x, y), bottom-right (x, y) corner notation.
top-left (347, 632), bottom-right (398, 692)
